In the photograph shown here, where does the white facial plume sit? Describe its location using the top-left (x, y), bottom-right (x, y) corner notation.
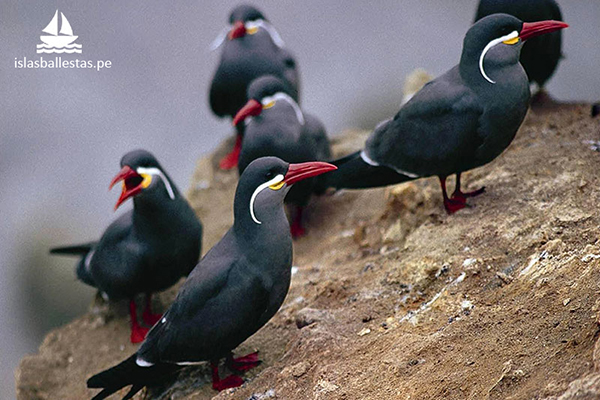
top-left (479, 30), bottom-right (519, 84)
top-left (260, 92), bottom-right (304, 125)
top-left (136, 167), bottom-right (176, 200)
top-left (249, 174), bottom-right (284, 224)
top-left (210, 19), bottom-right (285, 51)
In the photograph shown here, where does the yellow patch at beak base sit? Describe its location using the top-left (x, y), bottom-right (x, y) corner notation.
top-left (247, 26), bottom-right (258, 35)
top-left (503, 37), bottom-right (519, 45)
top-left (141, 174), bottom-right (152, 188)
top-left (269, 181), bottom-right (285, 190)
top-left (263, 100), bottom-right (275, 109)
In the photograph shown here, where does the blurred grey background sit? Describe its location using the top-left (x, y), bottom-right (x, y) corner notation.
top-left (1, 1), bottom-right (598, 398)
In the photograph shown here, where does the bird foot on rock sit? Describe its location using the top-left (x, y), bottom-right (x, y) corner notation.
top-left (451, 186), bottom-right (485, 202)
top-left (130, 325), bottom-right (149, 344)
top-left (219, 139), bottom-right (241, 170)
top-left (142, 310), bottom-right (162, 327)
top-left (290, 222), bottom-right (306, 239)
top-left (219, 150), bottom-right (240, 170)
top-left (227, 351), bottom-right (261, 372)
top-left (443, 197), bottom-right (468, 214)
top-left (212, 374), bottom-right (244, 391)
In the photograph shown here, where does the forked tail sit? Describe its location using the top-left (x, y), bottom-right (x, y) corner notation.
top-left (50, 242), bottom-right (96, 256)
top-left (315, 151), bottom-right (415, 193)
top-left (87, 354), bottom-right (179, 400)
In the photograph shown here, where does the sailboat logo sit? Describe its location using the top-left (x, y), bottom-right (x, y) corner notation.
top-left (37, 10), bottom-right (82, 54)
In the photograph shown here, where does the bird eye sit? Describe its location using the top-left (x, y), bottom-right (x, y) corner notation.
top-left (265, 170), bottom-right (274, 179)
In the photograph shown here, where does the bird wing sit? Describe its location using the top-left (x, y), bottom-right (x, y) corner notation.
top-left (364, 68), bottom-right (485, 177)
top-left (209, 73), bottom-right (231, 118)
top-left (89, 211), bottom-right (146, 293)
top-left (137, 232), bottom-right (271, 364)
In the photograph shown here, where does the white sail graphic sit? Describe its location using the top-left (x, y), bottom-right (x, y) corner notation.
top-left (59, 13), bottom-right (73, 36)
top-left (37, 10), bottom-right (81, 53)
top-left (41, 10), bottom-right (59, 35)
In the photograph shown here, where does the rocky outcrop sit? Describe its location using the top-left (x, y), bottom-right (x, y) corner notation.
top-left (16, 104), bottom-right (600, 399)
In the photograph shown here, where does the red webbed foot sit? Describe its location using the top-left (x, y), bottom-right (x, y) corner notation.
top-left (443, 197), bottom-right (468, 214)
top-left (219, 135), bottom-right (242, 170)
top-left (130, 324), bottom-right (149, 344)
top-left (227, 351), bottom-right (261, 372)
top-left (219, 149), bottom-right (240, 170)
top-left (211, 361), bottom-right (245, 391)
top-left (451, 186), bottom-right (486, 203)
top-left (290, 221), bottom-right (306, 239)
top-left (212, 374), bottom-right (244, 391)
top-left (142, 310), bottom-right (162, 326)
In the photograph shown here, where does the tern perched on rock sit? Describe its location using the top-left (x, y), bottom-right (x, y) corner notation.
top-left (319, 14), bottom-right (567, 213)
top-left (51, 150), bottom-right (203, 343)
top-left (87, 157), bottom-right (336, 399)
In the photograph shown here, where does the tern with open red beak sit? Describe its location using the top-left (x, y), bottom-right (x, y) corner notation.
top-left (87, 157), bottom-right (335, 399)
top-left (50, 149), bottom-right (203, 344)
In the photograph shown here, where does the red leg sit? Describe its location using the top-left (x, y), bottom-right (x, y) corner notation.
top-left (219, 134), bottom-right (242, 170)
top-left (226, 351), bottom-right (261, 372)
top-left (439, 176), bottom-right (466, 214)
top-left (289, 206), bottom-right (306, 239)
top-left (142, 293), bottom-right (162, 327)
top-left (129, 299), bottom-right (149, 344)
top-left (211, 362), bottom-right (244, 391)
top-left (451, 173), bottom-right (485, 202)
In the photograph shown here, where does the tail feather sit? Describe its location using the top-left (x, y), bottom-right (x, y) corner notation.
top-left (88, 354), bottom-right (179, 400)
top-left (50, 242), bottom-right (96, 256)
top-left (316, 151), bottom-right (415, 192)
top-left (51, 242), bottom-right (98, 287)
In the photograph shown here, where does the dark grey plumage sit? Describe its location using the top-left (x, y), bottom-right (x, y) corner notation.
top-left (209, 4), bottom-right (299, 119)
top-left (475, 0), bottom-right (564, 88)
top-left (235, 76), bottom-right (330, 236)
top-left (87, 157), bottom-right (336, 399)
top-left (210, 4), bottom-right (300, 170)
top-left (51, 149), bottom-right (203, 343)
top-left (320, 14), bottom-right (567, 213)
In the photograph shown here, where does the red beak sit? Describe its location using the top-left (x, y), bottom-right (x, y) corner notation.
top-left (520, 20), bottom-right (568, 41)
top-left (228, 21), bottom-right (246, 40)
top-left (109, 165), bottom-right (143, 210)
top-left (233, 99), bottom-right (262, 126)
top-left (284, 161), bottom-right (337, 186)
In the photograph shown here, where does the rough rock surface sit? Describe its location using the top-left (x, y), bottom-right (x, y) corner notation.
top-left (16, 103), bottom-right (600, 399)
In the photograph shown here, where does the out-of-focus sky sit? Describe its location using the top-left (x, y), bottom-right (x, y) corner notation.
top-left (1, 1), bottom-right (598, 398)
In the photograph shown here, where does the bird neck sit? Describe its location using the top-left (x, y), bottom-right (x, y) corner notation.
top-left (132, 192), bottom-right (181, 232)
top-left (460, 42), bottom-right (522, 87)
top-left (233, 188), bottom-right (291, 246)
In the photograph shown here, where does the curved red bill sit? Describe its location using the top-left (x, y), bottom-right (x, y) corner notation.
top-left (520, 20), bottom-right (568, 41)
top-left (284, 161), bottom-right (337, 186)
top-left (233, 99), bottom-right (262, 126)
top-left (110, 165), bottom-right (143, 210)
top-left (228, 21), bottom-right (246, 40)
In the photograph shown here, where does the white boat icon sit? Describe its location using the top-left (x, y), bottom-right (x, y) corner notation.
top-left (39, 10), bottom-right (78, 48)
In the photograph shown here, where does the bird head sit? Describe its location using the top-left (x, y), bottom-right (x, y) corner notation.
top-left (211, 5), bottom-right (284, 50)
top-left (228, 4), bottom-right (266, 39)
top-left (235, 157), bottom-right (336, 225)
top-left (233, 75), bottom-right (302, 126)
top-left (463, 13), bottom-right (568, 84)
top-left (109, 149), bottom-right (176, 210)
